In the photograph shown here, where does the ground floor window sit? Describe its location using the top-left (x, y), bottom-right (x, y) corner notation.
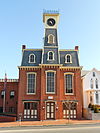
top-left (24, 102), bottom-right (38, 120)
top-left (9, 107), bottom-right (15, 113)
top-left (0, 107), bottom-right (3, 113)
top-left (95, 92), bottom-right (99, 104)
top-left (63, 102), bottom-right (77, 119)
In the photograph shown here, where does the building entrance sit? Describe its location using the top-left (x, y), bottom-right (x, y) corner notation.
top-left (46, 102), bottom-right (55, 120)
top-left (23, 102), bottom-right (38, 120)
top-left (63, 102), bottom-right (77, 119)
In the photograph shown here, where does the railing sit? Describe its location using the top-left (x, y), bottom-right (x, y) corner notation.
top-left (43, 9), bottom-right (59, 14)
top-left (0, 79), bottom-right (19, 82)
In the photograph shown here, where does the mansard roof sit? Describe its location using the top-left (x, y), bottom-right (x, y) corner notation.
top-left (21, 48), bottom-right (79, 67)
top-left (21, 49), bottom-right (42, 66)
top-left (59, 50), bottom-right (79, 66)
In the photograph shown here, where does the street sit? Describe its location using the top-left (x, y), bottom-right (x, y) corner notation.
top-left (0, 124), bottom-right (100, 133)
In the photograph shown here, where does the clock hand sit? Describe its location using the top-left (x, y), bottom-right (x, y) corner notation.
top-left (49, 21), bottom-right (53, 25)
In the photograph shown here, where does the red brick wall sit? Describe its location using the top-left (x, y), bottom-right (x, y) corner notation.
top-left (0, 81), bottom-right (18, 115)
top-left (17, 69), bottom-right (41, 119)
top-left (18, 66), bottom-right (82, 120)
top-left (0, 115), bottom-right (16, 122)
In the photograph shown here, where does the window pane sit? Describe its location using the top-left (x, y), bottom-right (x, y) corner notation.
top-left (90, 79), bottom-right (93, 89)
top-left (27, 73), bottom-right (36, 94)
top-left (48, 35), bottom-right (54, 44)
top-left (47, 72), bottom-right (55, 93)
top-left (48, 52), bottom-right (54, 60)
top-left (65, 74), bottom-right (73, 93)
top-left (67, 55), bottom-right (70, 62)
top-left (96, 79), bottom-right (98, 89)
top-left (96, 93), bottom-right (99, 104)
top-left (29, 54), bottom-right (35, 63)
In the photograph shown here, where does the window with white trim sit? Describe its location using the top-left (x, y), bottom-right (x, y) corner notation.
top-left (48, 34), bottom-right (55, 44)
top-left (95, 79), bottom-right (98, 89)
top-left (47, 51), bottom-right (54, 60)
top-left (65, 73), bottom-right (73, 94)
top-left (90, 79), bottom-right (93, 89)
top-left (95, 91), bottom-right (99, 104)
top-left (46, 71), bottom-right (55, 93)
top-left (1, 90), bottom-right (5, 98)
top-left (93, 72), bottom-right (95, 77)
top-left (29, 54), bottom-right (35, 63)
top-left (27, 73), bottom-right (36, 94)
top-left (10, 91), bottom-right (15, 99)
top-left (65, 54), bottom-right (72, 63)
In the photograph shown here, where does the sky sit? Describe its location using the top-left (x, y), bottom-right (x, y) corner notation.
top-left (0, 0), bottom-right (100, 78)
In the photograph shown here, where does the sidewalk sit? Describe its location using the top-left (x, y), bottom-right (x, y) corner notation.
top-left (0, 119), bottom-right (100, 128)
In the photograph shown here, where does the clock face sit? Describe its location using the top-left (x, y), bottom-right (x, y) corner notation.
top-left (47, 18), bottom-right (56, 26)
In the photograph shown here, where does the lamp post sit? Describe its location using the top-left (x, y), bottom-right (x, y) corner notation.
top-left (19, 113), bottom-right (22, 126)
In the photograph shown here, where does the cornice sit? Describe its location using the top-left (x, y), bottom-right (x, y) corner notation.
top-left (59, 49), bottom-right (78, 52)
top-left (23, 49), bottom-right (42, 51)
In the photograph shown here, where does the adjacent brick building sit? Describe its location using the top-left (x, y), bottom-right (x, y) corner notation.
top-left (0, 11), bottom-right (83, 121)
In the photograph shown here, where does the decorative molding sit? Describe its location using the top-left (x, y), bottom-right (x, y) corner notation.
top-left (23, 49), bottom-right (42, 51)
top-left (59, 49), bottom-right (78, 52)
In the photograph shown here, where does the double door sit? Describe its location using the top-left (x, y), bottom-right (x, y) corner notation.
top-left (63, 102), bottom-right (77, 119)
top-left (24, 102), bottom-right (38, 120)
top-left (46, 102), bottom-right (55, 120)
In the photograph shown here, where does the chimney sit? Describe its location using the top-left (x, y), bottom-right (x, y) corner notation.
top-left (75, 46), bottom-right (79, 51)
top-left (22, 45), bottom-right (26, 51)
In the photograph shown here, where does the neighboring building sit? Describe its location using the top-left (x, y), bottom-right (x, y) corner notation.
top-left (0, 79), bottom-right (18, 115)
top-left (82, 68), bottom-right (100, 109)
top-left (0, 11), bottom-right (83, 121)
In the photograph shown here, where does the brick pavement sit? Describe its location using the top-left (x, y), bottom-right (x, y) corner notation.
top-left (0, 119), bottom-right (100, 128)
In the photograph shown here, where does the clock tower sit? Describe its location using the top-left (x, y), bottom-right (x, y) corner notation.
top-left (42, 10), bottom-right (60, 64)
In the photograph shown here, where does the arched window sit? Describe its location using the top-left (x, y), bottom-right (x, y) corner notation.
top-left (47, 51), bottom-right (54, 60)
top-left (29, 54), bottom-right (35, 63)
top-left (48, 34), bottom-right (55, 44)
top-left (65, 54), bottom-right (72, 63)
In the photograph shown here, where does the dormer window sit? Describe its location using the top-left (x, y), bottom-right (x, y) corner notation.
top-left (47, 51), bottom-right (54, 60)
top-left (29, 54), bottom-right (35, 63)
top-left (65, 54), bottom-right (72, 63)
top-left (48, 34), bottom-right (55, 44)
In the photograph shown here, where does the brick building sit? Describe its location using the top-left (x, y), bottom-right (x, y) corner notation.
top-left (0, 11), bottom-right (83, 121)
top-left (0, 79), bottom-right (18, 116)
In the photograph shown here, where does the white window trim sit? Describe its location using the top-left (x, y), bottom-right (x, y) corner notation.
top-left (26, 72), bottom-right (37, 95)
top-left (28, 54), bottom-right (36, 63)
top-left (45, 70), bottom-right (56, 94)
top-left (64, 72), bottom-right (74, 95)
top-left (65, 54), bottom-right (72, 63)
top-left (47, 34), bottom-right (55, 44)
top-left (47, 51), bottom-right (55, 61)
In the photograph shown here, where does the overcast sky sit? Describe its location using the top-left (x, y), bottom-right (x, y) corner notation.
top-left (0, 0), bottom-right (100, 78)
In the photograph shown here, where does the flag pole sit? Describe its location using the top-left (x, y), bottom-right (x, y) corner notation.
top-left (3, 73), bottom-right (7, 113)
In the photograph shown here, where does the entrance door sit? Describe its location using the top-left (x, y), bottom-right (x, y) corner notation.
top-left (24, 102), bottom-right (38, 120)
top-left (63, 102), bottom-right (77, 119)
top-left (46, 102), bottom-right (55, 120)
